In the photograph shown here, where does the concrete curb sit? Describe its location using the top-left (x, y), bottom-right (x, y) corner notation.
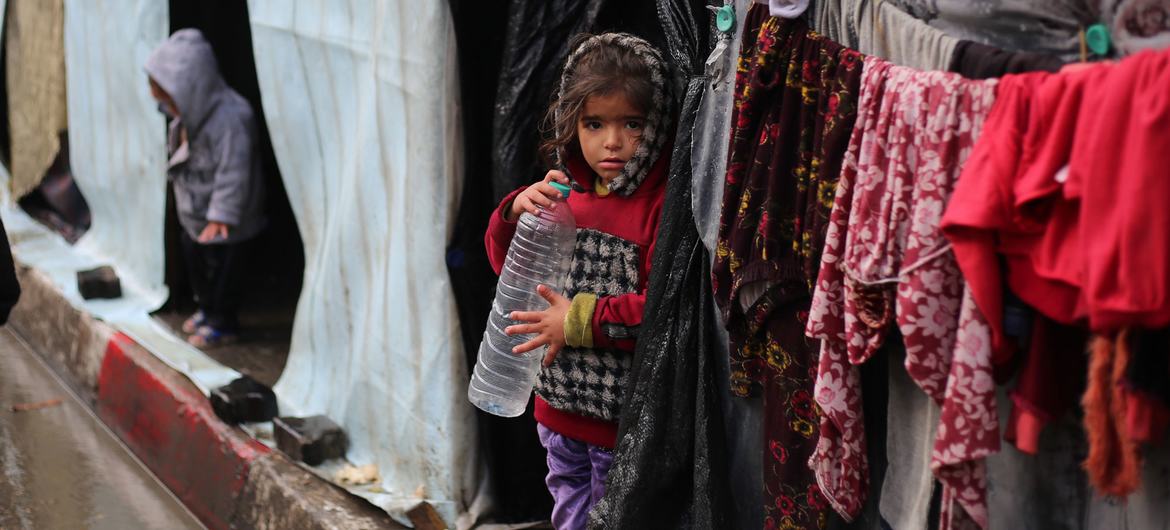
top-left (8, 265), bottom-right (402, 530)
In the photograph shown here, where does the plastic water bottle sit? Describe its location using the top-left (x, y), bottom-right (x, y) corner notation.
top-left (468, 182), bottom-right (576, 417)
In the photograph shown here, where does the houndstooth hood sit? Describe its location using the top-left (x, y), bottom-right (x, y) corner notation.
top-left (554, 33), bottom-right (677, 197)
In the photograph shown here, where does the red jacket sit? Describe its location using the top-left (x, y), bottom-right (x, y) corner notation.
top-left (485, 153), bottom-right (667, 448)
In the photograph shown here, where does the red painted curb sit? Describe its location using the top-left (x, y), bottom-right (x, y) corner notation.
top-left (96, 332), bottom-right (270, 530)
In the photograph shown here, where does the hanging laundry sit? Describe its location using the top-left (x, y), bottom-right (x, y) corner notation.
top-left (948, 40), bottom-right (1065, 79)
top-left (809, 0), bottom-right (958, 71)
top-left (713, 8), bottom-right (864, 529)
top-left (755, 0), bottom-right (810, 18)
top-left (690, 2), bottom-right (770, 528)
top-left (885, 0), bottom-right (1096, 61)
top-left (693, 0), bottom-right (750, 252)
top-left (807, 57), bottom-right (999, 529)
top-left (1081, 328), bottom-right (1170, 498)
top-left (1067, 51), bottom-right (1170, 332)
top-left (942, 51), bottom-right (1170, 351)
top-left (1003, 315), bottom-right (1088, 455)
top-left (943, 47), bottom-right (1170, 499)
top-left (1082, 333), bottom-right (1143, 497)
top-left (888, 0), bottom-right (1170, 60)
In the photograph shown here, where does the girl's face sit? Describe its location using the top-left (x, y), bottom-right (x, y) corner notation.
top-left (576, 92), bottom-right (645, 185)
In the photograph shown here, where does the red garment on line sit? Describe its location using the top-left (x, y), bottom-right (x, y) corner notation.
top-left (807, 56), bottom-right (999, 530)
top-left (943, 48), bottom-right (1170, 497)
top-left (944, 48), bottom-right (1170, 344)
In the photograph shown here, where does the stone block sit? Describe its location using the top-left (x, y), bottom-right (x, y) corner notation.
top-left (76, 265), bottom-right (121, 300)
top-left (209, 376), bottom-right (278, 425)
top-left (273, 415), bottom-right (347, 466)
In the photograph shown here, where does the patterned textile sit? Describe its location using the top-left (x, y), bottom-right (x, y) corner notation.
top-left (715, 9), bottom-right (864, 529)
top-left (806, 57), bottom-right (999, 529)
top-left (749, 286), bottom-right (832, 530)
top-left (536, 228), bottom-right (641, 421)
top-left (715, 12), bottom-right (863, 391)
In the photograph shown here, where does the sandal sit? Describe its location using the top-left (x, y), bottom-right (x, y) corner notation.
top-left (181, 310), bottom-right (206, 335)
top-left (187, 325), bottom-right (239, 348)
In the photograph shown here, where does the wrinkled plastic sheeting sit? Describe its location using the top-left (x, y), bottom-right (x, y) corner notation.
top-left (491, 0), bottom-right (606, 200)
top-left (62, 0), bottom-right (169, 309)
top-left (247, 1), bottom-right (474, 525)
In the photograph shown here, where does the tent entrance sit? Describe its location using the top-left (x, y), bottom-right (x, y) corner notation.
top-left (158, 0), bottom-right (304, 388)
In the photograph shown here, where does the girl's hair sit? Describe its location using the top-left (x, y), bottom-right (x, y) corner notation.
top-left (540, 34), bottom-right (656, 165)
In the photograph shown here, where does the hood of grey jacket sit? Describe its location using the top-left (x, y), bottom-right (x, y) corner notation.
top-left (144, 29), bottom-right (228, 135)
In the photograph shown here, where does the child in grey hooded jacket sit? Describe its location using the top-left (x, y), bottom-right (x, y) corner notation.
top-left (145, 29), bottom-right (266, 347)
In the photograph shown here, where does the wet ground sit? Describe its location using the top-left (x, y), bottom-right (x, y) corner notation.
top-left (155, 308), bottom-right (291, 388)
top-left (0, 328), bottom-right (204, 530)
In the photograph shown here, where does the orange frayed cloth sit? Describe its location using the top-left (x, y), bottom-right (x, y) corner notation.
top-left (1081, 332), bottom-right (1141, 497)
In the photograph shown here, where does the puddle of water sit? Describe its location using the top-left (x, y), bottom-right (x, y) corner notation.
top-left (0, 329), bottom-right (204, 529)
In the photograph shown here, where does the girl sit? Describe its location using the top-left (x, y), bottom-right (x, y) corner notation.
top-left (484, 33), bottom-right (676, 529)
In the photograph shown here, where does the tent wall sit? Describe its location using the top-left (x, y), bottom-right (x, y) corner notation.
top-left (62, 0), bottom-right (168, 307)
top-left (247, 1), bottom-right (472, 522)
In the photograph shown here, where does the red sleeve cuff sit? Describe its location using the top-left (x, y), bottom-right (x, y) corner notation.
top-left (485, 187), bottom-right (526, 273)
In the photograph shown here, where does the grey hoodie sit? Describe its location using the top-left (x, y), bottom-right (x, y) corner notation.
top-left (145, 29), bottom-right (265, 244)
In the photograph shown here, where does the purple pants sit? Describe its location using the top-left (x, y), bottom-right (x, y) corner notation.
top-left (537, 424), bottom-right (614, 530)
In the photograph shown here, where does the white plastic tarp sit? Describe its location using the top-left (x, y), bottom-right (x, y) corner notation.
top-left (247, 1), bottom-right (475, 524)
top-left (62, 0), bottom-right (169, 308)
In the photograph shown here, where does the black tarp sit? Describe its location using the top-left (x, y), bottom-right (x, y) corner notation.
top-left (491, 0), bottom-right (607, 201)
top-left (588, 1), bottom-right (731, 528)
top-left (448, 0), bottom-right (554, 522)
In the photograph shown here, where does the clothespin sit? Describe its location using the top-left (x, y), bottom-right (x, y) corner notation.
top-left (1085, 23), bottom-right (1111, 58)
top-left (1079, 24), bottom-right (1111, 62)
top-left (707, 2), bottom-right (737, 35)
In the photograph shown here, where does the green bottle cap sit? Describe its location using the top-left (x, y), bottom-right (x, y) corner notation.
top-left (716, 5), bottom-right (736, 34)
top-left (550, 181), bottom-right (571, 198)
top-left (1086, 23), bottom-right (1111, 56)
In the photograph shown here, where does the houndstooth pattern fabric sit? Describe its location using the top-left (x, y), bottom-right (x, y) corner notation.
top-left (536, 228), bottom-right (641, 421)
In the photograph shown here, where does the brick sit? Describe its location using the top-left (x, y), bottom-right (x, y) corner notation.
top-left (273, 415), bottom-right (348, 466)
top-left (209, 376), bottom-right (278, 425)
top-left (407, 502), bottom-right (448, 530)
top-left (76, 265), bottom-right (121, 300)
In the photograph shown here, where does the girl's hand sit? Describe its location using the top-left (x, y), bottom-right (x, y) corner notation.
top-left (506, 285), bottom-right (570, 367)
top-left (506, 170), bottom-right (571, 222)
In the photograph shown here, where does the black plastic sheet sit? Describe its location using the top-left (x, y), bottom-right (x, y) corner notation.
top-left (449, 0), bottom-right (552, 522)
top-left (588, 1), bottom-right (730, 528)
top-left (491, 0), bottom-right (607, 201)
